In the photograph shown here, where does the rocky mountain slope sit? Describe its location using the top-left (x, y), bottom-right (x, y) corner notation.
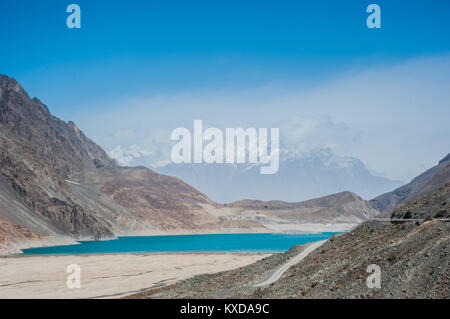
top-left (370, 153), bottom-right (450, 213)
top-left (0, 75), bottom-right (265, 254)
top-left (130, 183), bottom-right (450, 299)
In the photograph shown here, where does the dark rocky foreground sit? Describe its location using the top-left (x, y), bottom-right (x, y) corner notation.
top-left (129, 184), bottom-right (450, 299)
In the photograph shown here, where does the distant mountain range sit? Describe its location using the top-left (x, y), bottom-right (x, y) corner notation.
top-left (225, 191), bottom-right (380, 233)
top-left (156, 150), bottom-right (402, 203)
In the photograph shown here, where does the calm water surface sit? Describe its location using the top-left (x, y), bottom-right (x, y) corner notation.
top-left (22, 232), bottom-right (337, 255)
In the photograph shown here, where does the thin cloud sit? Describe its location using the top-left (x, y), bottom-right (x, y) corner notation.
top-left (73, 54), bottom-right (450, 182)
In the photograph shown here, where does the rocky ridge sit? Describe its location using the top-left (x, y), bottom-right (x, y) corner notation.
top-left (370, 153), bottom-right (450, 213)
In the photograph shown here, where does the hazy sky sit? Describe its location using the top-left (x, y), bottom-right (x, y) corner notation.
top-left (1, 0), bottom-right (449, 182)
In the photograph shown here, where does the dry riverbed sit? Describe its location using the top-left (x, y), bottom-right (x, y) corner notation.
top-left (0, 253), bottom-right (269, 299)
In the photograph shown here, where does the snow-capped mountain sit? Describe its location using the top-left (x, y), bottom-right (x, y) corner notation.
top-left (154, 148), bottom-right (402, 203)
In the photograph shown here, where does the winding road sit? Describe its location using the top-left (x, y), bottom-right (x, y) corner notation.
top-left (253, 240), bottom-right (327, 287)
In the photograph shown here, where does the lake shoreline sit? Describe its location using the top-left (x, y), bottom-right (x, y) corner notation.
top-left (20, 232), bottom-right (337, 256)
top-left (2, 223), bottom-right (355, 256)
top-left (2, 251), bottom-right (272, 259)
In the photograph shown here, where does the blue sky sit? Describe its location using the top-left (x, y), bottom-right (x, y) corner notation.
top-left (1, 0), bottom-right (450, 181)
top-left (1, 0), bottom-right (450, 112)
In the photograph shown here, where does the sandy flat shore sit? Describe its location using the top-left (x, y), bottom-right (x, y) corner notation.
top-left (0, 253), bottom-right (269, 299)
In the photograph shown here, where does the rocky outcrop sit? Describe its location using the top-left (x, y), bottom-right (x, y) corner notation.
top-left (0, 216), bottom-right (41, 255)
top-left (392, 183), bottom-right (450, 220)
top-left (0, 75), bottom-right (115, 241)
top-left (370, 153), bottom-right (450, 213)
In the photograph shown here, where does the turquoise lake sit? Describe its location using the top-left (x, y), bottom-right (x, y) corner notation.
top-left (22, 232), bottom-right (337, 255)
